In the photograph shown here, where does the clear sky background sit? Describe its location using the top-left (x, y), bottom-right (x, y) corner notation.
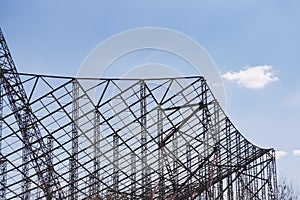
top-left (1, 0), bottom-right (300, 186)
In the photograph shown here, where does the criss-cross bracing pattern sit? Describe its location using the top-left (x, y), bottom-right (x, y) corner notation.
top-left (0, 30), bottom-right (278, 199)
top-left (0, 74), bottom-right (278, 200)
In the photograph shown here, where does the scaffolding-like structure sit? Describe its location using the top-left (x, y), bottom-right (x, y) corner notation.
top-left (0, 29), bottom-right (278, 199)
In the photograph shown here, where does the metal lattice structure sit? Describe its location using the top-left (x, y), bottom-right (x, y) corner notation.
top-left (0, 29), bottom-right (278, 199)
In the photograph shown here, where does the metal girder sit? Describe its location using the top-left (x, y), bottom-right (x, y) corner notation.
top-left (0, 29), bottom-right (64, 199)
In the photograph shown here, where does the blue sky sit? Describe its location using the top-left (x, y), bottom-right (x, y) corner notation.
top-left (1, 0), bottom-right (300, 186)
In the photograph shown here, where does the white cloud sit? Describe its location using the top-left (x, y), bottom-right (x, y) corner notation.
top-left (293, 149), bottom-right (300, 157)
top-left (275, 150), bottom-right (288, 160)
top-left (222, 65), bottom-right (278, 89)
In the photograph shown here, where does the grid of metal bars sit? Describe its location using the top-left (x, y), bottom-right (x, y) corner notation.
top-left (0, 28), bottom-right (278, 199)
top-left (0, 73), bottom-right (278, 199)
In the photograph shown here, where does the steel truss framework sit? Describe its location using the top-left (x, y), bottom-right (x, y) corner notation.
top-left (0, 30), bottom-right (278, 200)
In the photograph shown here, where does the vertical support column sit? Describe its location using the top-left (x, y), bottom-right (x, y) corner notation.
top-left (172, 131), bottom-right (178, 196)
top-left (46, 135), bottom-right (54, 198)
top-left (157, 106), bottom-right (164, 199)
top-left (265, 164), bottom-right (271, 198)
top-left (69, 79), bottom-right (78, 200)
top-left (93, 110), bottom-right (101, 198)
top-left (140, 81), bottom-right (150, 198)
top-left (0, 162), bottom-right (6, 199)
top-left (22, 114), bottom-right (30, 199)
top-left (200, 78), bottom-right (208, 199)
top-left (131, 152), bottom-right (136, 199)
top-left (112, 134), bottom-right (119, 200)
top-left (201, 78), bottom-right (211, 199)
top-left (201, 79), bottom-right (208, 158)
top-left (260, 156), bottom-right (266, 200)
top-left (213, 101), bottom-right (223, 199)
top-left (0, 81), bottom-right (7, 199)
top-left (267, 153), bottom-right (276, 199)
top-left (252, 155), bottom-right (259, 197)
top-left (186, 144), bottom-right (191, 197)
top-left (226, 119), bottom-right (233, 200)
top-left (244, 144), bottom-right (250, 199)
top-left (236, 130), bottom-right (242, 199)
top-left (88, 174), bottom-right (93, 198)
top-left (271, 150), bottom-right (278, 199)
